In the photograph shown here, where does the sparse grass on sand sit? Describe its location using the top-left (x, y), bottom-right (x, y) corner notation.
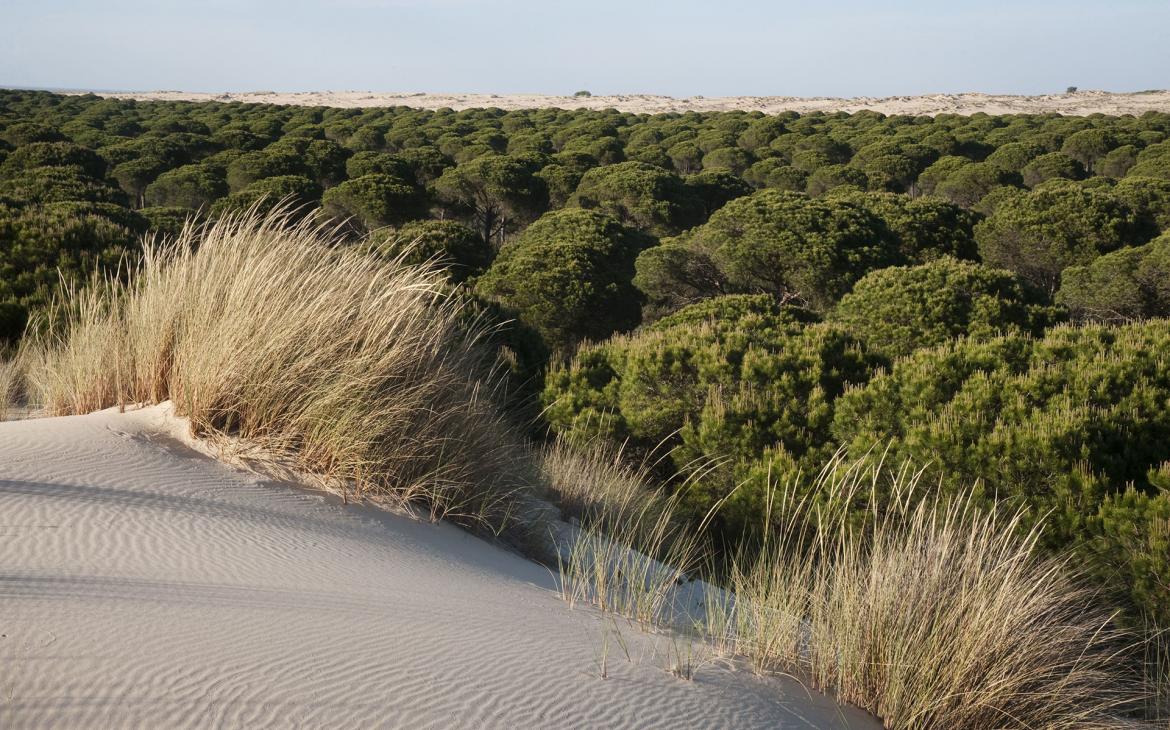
top-left (556, 451), bottom-right (1152, 728)
top-left (543, 440), bottom-right (710, 627)
top-left (18, 207), bottom-right (535, 533)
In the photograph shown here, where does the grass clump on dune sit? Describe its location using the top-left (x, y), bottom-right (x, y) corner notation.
top-left (552, 447), bottom-right (1150, 728)
top-left (707, 457), bottom-right (1145, 729)
top-left (20, 207), bottom-right (534, 532)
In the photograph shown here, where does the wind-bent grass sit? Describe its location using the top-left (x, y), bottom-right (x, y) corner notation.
top-left (20, 208), bottom-right (534, 533)
top-left (707, 456), bottom-right (1143, 729)
top-left (550, 444), bottom-right (1146, 727)
top-left (539, 438), bottom-right (672, 537)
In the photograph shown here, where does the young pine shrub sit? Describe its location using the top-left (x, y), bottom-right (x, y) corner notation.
top-left (709, 455), bottom-right (1143, 730)
top-left (21, 207), bottom-right (534, 533)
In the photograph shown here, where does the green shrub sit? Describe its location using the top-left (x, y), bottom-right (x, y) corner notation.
top-left (0, 165), bottom-right (127, 205)
top-left (1098, 145), bottom-right (1139, 178)
top-left (569, 161), bottom-right (697, 236)
top-left (1021, 152), bottom-right (1085, 188)
top-left (831, 320), bottom-right (1170, 619)
top-left (474, 209), bottom-right (651, 352)
top-left (684, 170), bottom-right (752, 218)
top-left (543, 294), bottom-right (877, 530)
top-left (825, 190), bottom-right (979, 262)
top-left (633, 189), bottom-right (901, 317)
top-left (700, 147), bottom-right (753, 176)
top-left (743, 159), bottom-right (807, 191)
top-left (112, 156), bottom-right (169, 208)
top-left (225, 149), bottom-right (305, 192)
top-left (0, 201), bottom-right (143, 342)
top-left (139, 206), bottom-right (197, 240)
top-left (320, 173), bottom-right (425, 231)
top-left (1087, 486), bottom-right (1170, 624)
top-left (975, 181), bottom-right (1146, 293)
top-left (915, 155), bottom-right (969, 197)
top-left (1057, 232), bottom-right (1170, 321)
top-left (985, 141), bottom-right (1046, 173)
top-left (1113, 176), bottom-right (1170, 232)
top-left (364, 219), bottom-right (490, 283)
top-left (935, 162), bottom-right (1019, 208)
top-left (805, 163), bottom-right (868, 196)
top-left (831, 258), bottom-right (1062, 358)
top-left (1060, 128), bottom-right (1119, 174)
top-left (0, 141), bottom-right (107, 179)
top-left (345, 151), bottom-right (413, 180)
top-left (433, 154), bottom-right (546, 245)
top-left (211, 175), bottom-right (322, 218)
top-left (144, 164), bottom-right (228, 209)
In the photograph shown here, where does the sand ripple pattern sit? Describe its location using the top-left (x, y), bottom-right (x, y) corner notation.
top-left (0, 407), bottom-right (877, 729)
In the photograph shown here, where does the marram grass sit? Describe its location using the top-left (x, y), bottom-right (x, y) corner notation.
top-left (20, 207), bottom-right (534, 533)
top-left (555, 450), bottom-right (1154, 729)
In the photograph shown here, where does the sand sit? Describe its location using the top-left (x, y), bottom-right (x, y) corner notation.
top-left (0, 405), bottom-right (879, 729)
top-left (86, 89), bottom-right (1170, 116)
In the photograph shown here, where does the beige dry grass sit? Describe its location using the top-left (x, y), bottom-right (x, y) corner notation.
top-left (551, 447), bottom-right (1150, 728)
top-left (19, 207), bottom-right (534, 533)
top-left (0, 354), bottom-right (22, 420)
top-left (705, 456), bottom-right (1144, 729)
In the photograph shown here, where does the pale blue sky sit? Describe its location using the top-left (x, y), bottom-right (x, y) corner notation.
top-left (2, 0), bottom-right (1167, 97)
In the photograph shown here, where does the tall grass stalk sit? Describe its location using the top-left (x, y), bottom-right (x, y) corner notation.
top-left (0, 354), bottom-right (23, 420)
top-left (20, 207), bottom-right (534, 533)
top-left (1149, 624), bottom-right (1170, 726)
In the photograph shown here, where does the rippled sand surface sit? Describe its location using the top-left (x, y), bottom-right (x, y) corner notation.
top-left (0, 406), bottom-right (878, 729)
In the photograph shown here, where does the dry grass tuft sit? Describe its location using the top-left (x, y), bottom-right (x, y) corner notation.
top-left (0, 354), bottom-right (23, 420)
top-left (538, 437), bottom-right (672, 538)
top-left (707, 455), bottom-right (1145, 729)
top-left (20, 206), bottom-right (534, 533)
top-left (547, 441), bottom-right (1149, 727)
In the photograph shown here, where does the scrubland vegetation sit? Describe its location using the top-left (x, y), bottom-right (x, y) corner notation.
top-left (3, 89), bottom-right (1170, 726)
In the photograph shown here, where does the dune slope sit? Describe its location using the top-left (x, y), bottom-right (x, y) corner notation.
top-left (0, 406), bottom-right (877, 729)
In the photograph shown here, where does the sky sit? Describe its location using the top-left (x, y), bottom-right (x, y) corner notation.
top-left (2, 0), bottom-right (1168, 97)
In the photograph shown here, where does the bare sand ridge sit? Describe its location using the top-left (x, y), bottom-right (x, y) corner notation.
top-left (88, 89), bottom-right (1170, 115)
top-left (0, 406), bottom-right (879, 729)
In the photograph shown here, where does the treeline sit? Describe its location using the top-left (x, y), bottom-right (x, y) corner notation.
top-left (1, 90), bottom-right (1168, 624)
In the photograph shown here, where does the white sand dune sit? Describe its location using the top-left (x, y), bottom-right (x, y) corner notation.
top-left (0, 406), bottom-right (879, 729)
top-left (86, 89), bottom-right (1170, 116)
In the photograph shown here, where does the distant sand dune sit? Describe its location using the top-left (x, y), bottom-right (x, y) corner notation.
top-left (84, 89), bottom-right (1170, 115)
top-left (0, 405), bottom-right (878, 729)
